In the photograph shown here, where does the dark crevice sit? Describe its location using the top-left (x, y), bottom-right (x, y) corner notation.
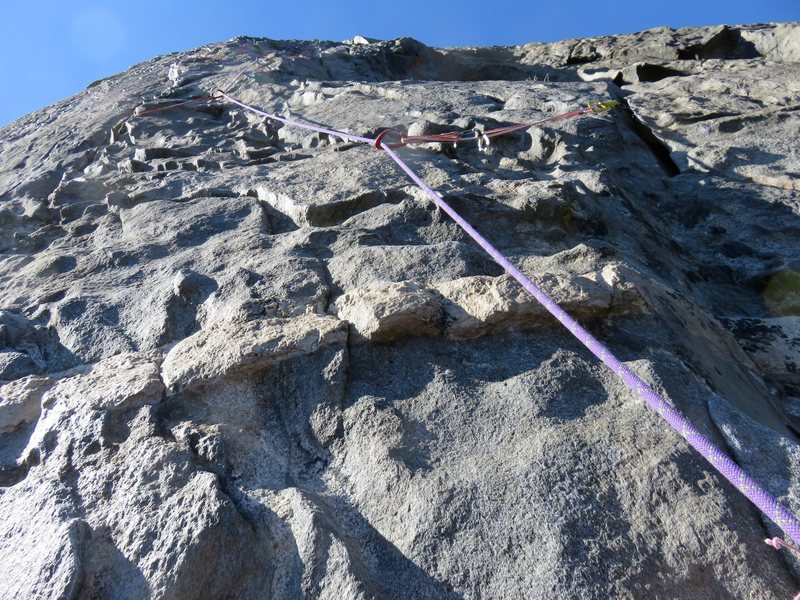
top-left (628, 63), bottom-right (687, 84)
top-left (306, 190), bottom-right (410, 227)
top-left (612, 93), bottom-right (680, 177)
top-left (679, 111), bottom-right (740, 125)
top-left (677, 27), bottom-right (761, 60)
top-left (0, 446), bottom-right (40, 487)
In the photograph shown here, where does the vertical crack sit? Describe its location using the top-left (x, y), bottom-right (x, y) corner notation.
top-left (610, 91), bottom-right (681, 177)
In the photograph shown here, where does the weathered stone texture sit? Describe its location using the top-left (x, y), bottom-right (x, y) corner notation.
top-left (1, 22), bottom-right (800, 599)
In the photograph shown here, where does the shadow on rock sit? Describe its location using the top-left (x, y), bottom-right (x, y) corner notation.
top-left (0, 309), bottom-right (81, 381)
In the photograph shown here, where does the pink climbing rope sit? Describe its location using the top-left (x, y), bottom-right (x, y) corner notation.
top-left (766, 537), bottom-right (800, 555)
top-left (181, 91), bottom-right (800, 550)
top-left (399, 105), bottom-right (602, 145)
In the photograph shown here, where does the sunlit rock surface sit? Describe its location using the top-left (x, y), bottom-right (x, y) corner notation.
top-left (1, 22), bottom-right (800, 599)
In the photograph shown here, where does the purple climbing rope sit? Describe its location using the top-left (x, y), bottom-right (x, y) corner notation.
top-left (218, 91), bottom-right (374, 145)
top-left (379, 142), bottom-right (800, 547)
top-left (208, 91), bottom-right (800, 548)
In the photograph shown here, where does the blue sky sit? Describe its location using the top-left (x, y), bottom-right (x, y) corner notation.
top-left (1, 1), bottom-right (797, 126)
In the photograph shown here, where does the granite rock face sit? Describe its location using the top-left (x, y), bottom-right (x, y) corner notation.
top-left (1, 22), bottom-right (800, 599)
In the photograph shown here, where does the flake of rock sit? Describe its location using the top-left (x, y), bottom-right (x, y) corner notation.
top-left (333, 270), bottom-right (628, 344)
top-left (435, 271), bottom-right (612, 339)
top-left (0, 375), bottom-right (52, 433)
top-left (333, 281), bottom-right (443, 343)
top-left (162, 313), bottom-right (348, 392)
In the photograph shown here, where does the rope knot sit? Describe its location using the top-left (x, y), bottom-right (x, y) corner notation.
top-left (374, 130), bottom-right (407, 150)
top-left (765, 537), bottom-right (800, 554)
